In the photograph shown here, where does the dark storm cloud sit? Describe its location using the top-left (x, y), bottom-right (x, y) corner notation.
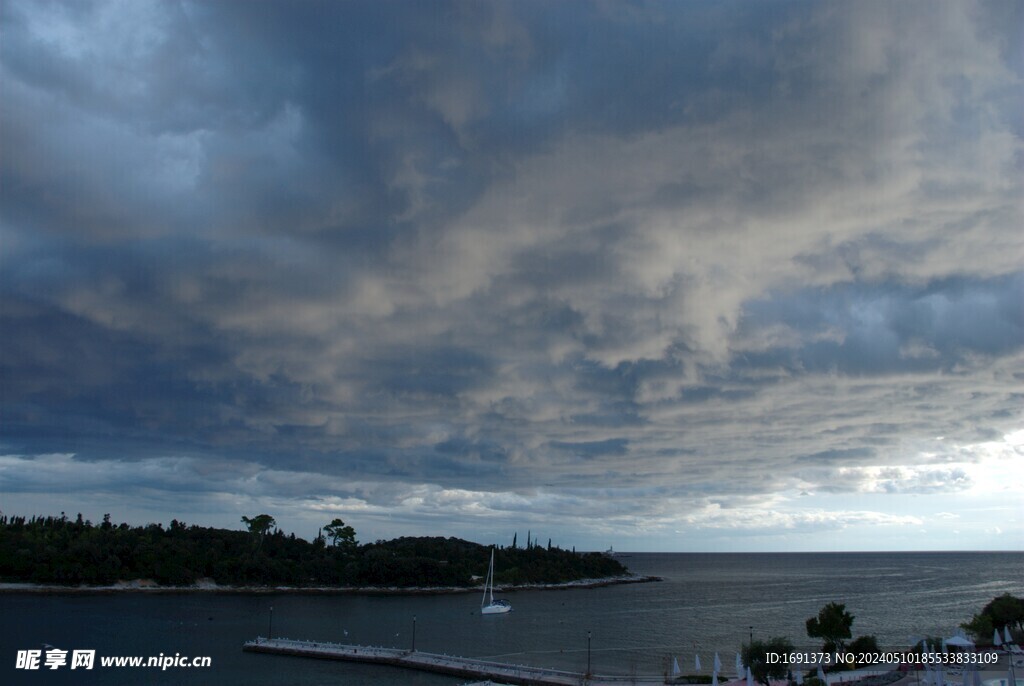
top-left (548, 438), bottom-right (629, 458)
top-left (735, 274), bottom-right (1024, 375)
top-left (795, 448), bottom-right (876, 465)
top-left (1, 0), bottom-right (1022, 546)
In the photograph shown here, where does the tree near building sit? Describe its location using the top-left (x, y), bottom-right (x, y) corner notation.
top-left (962, 594), bottom-right (1024, 644)
top-left (806, 602), bottom-right (855, 653)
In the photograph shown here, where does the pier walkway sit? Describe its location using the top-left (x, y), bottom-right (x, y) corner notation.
top-left (244, 637), bottom-right (668, 685)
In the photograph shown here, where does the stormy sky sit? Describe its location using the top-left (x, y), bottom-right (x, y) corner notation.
top-left (1, 0), bottom-right (1021, 551)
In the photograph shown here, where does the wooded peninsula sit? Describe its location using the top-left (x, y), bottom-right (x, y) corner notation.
top-left (0, 513), bottom-right (634, 589)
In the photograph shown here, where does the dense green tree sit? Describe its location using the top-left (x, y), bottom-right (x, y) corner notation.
top-left (807, 602), bottom-right (855, 653)
top-left (241, 514), bottom-right (275, 537)
top-left (962, 594), bottom-right (1024, 643)
top-left (743, 637), bottom-right (794, 686)
top-left (848, 636), bottom-right (880, 667)
top-left (241, 514), bottom-right (276, 551)
top-left (962, 614), bottom-right (995, 644)
top-left (323, 518), bottom-right (357, 550)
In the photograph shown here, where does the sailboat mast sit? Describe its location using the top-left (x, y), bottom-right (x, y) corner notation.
top-left (488, 549), bottom-right (495, 604)
top-left (481, 547), bottom-right (493, 608)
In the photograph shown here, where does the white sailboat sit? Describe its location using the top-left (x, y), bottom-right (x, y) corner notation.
top-left (480, 548), bottom-right (511, 615)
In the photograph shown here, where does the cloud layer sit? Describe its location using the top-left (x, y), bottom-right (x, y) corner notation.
top-left (1, 0), bottom-right (1021, 550)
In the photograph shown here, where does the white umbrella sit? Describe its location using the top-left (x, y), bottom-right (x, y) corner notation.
top-left (747, 666), bottom-right (754, 686)
top-left (736, 653), bottom-right (744, 680)
top-left (696, 654), bottom-right (702, 672)
top-left (672, 657), bottom-right (681, 676)
top-left (713, 673), bottom-right (719, 686)
top-left (796, 669), bottom-right (804, 685)
top-left (994, 629), bottom-right (1003, 647)
top-left (1004, 626), bottom-right (1013, 645)
top-left (715, 652), bottom-right (723, 673)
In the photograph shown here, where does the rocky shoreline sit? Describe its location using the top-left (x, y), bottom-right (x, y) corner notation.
top-left (0, 573), bottom-right (661, 595)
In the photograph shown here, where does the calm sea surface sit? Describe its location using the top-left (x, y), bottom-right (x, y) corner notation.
top-left (2, 552), bottom-right (1021, 685)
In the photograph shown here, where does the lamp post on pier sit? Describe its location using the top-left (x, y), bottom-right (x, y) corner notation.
top-left (412, 615), bottom-right (417, 652)
top-left (587, 630), bottom-right (592, 677)
top-left (269, 606), bottom-right (274, 641)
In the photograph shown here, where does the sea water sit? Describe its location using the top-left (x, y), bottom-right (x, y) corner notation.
top-left (2, 551), bottom-right (1021, 685)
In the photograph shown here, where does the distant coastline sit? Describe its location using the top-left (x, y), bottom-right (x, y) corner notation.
top-left (0, 574), bottom-right (661, 595)
top-left (1, 515), bottom-right (635, 589)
